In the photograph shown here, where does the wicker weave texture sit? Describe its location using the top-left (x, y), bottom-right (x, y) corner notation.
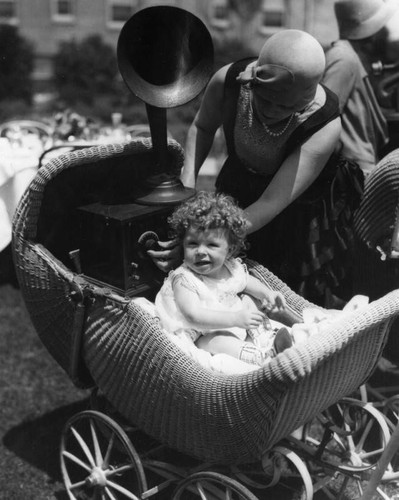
top-left (82, 273), bottom-right (397, 463)
top-left (354, 148), bottom-right (399, 249)
top-left (12, 142), bottom-right (399, 465)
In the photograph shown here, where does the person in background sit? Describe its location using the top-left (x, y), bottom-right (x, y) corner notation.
top-left (322, 0), bottom-right (399, 178)
top-left (155, 191), bottom-right (292, 368)
top-left (151, 29), bottom-right (362, 307)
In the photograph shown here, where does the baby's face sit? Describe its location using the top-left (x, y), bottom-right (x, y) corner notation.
top-left (183, 226), bottom-right (230, 279)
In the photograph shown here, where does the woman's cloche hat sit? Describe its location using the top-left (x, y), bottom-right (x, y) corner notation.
top-left (334, 0), bottom-right (398, 40)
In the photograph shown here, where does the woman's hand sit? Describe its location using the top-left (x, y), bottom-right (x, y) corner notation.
top-left (147, 238), bottom-right (182, 273)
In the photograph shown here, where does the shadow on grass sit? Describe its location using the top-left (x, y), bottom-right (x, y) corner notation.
top-left (3, 397), bottom-right (90, 497)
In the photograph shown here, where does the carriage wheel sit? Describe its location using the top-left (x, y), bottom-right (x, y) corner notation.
top-left (261, 446), bottom-right (313, 500)
top-left (60, 410), bottom-right (147, 500)
top-left (374, 394), bottom-right (399, 482)
top-left (171, 471), bottom-right (259, 500)
top-left (230, 446), bottom-right (313, 500)
top-left (304, 397), bottom-right (392, 497)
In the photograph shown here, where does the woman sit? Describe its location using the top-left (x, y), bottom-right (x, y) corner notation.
top-left (322, 0), bottom-right (399, 177)
top-left (153, 30), bottom-right (362, 306)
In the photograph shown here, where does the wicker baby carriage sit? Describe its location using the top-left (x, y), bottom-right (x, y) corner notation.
top-left (12, 139), bottom-right (399, 499)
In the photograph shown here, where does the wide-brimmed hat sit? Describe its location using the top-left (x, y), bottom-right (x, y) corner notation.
top-left (335, 0), bottom-right (398, 40)
top-left (354, 148), bottom-right (399, 259)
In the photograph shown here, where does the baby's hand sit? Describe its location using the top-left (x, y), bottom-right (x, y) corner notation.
top-left (236, 308), bottom-right (265, 329)
top-left (261, 291), bottom-right (286, 313)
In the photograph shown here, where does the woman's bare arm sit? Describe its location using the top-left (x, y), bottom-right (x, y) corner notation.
top-left (244, 116), bottom-right (341, 233)
top-left (180, 65), bottom-right (229, 188)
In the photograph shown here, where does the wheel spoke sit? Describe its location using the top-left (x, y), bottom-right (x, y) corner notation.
top-left (355, 479), bottom-right (363, 496)
top-left (331, 433), bottom-right (347, 453)
top-left (90, 418), bottom-right (104, 466)
top-left (376, 486), bottom-right (392, 500)
top-left (71, 425), bottom-right (96, 467)
top-left (62, 450), bottom-right (92, 472)
top-left (106, 464), bottom-right (136, 477)
top-left (103, 431), bottom-right (116, 469)
top-left (196, 482), bottom-right (208, 500)
top-left (105, 487), bottom-right (118, 500)
top-left (69, 479), bottom-right (87, 490)
top-left (355, 419), bottom-right (373, 452)
top-left (359, 447), bottom-right (385, 459)
top-left (346, 433), bottom-right (356, 454)
top-left (107, 479), bottom-right (141, 499)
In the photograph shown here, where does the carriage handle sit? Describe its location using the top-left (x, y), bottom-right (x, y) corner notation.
top-left (69, 278), bottom-right (95, 388)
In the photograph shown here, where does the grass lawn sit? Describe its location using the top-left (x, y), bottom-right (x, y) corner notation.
top-left (0, 283), bottom-right (89, 499)
top-left (1, 280), bottom-right (397, 500)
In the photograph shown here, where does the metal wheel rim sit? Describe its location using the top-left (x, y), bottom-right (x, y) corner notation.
top-left (172, 471), bottom-right (259, 500)
top-left (304, 397), bottom-right (394, 496)
top-left (325, 398), bottom-right (391, 470)
top-left (265, 446), bottom-right (314, 500)
top-left (60, 410), bottom-right (147, 500)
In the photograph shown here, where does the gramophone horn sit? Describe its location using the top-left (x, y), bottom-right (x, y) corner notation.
top-left (117, 6), bottom-right (214, 205)
top-left (117, 6), bottom-right (214, 108)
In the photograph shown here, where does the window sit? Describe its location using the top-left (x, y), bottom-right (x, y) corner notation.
top-left (111, 4), bottom-right (132, 22)
top-left (0, 0), bottom-right (17, 22)
top-left (51, 0), bottom-right (75, 22)
top-left (209, 0), bottom-right (230, 29)
top-left (260, 0), bottom-right (286, 33)
top-left (107, 0), bottom-right (136, 28)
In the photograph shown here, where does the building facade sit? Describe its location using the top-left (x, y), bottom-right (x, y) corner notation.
top-left (0, 0), bottom-right (339, 85)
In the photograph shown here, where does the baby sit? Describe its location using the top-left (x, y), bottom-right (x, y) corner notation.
top-left (155, 191), bottom-right (292, 368)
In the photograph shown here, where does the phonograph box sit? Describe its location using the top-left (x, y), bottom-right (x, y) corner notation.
top-left (77, 201), bottom-right (174, 299)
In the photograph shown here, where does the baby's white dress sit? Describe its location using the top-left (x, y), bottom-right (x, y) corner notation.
top-left (155, 257), bottom-right (248, 343)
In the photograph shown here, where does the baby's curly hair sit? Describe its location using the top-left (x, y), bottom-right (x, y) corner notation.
top-left (168, 191), bottom-right (249, 256)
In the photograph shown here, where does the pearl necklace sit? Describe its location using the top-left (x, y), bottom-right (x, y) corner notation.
top-left (250, 96), bottom-right (295, 137)
top-left (261, 112), bottom-right (295, 137)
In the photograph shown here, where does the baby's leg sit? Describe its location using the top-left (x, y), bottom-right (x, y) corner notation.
top-left (196, 331), bottom-right (245, 358)
top-left (196, 331), bottom-right (271, 366)
top-left (241, 294), bottom-right (293, 352)
top-left (240, 295), bottom-right (274, 349)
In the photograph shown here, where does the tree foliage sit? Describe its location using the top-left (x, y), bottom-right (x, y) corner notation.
top-left (53, 34), bottom-right (119, 105)
top-left (0, 24), bottom-right (34, 103)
